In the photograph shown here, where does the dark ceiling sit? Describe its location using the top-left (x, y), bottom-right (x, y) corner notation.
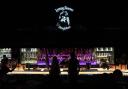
top-left (0, 1), bottom-right (128, 50)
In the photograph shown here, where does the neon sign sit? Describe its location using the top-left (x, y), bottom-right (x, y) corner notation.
top-left (55, 6), bottom-right (74, 31)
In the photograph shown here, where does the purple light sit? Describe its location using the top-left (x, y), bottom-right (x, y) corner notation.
top-left (37, 61), bottom-right (97, 66)
top-left (37, 62), bottom-right (52, 65)
top-left (37, 48), bottom-right (96, 66)
top-left (79, 61), bottom-right (97, 65)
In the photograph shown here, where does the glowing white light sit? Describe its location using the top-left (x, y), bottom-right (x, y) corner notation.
top-left (60, 69), bottom-right (63, 71)
top-left (41, 69), bottom-right (44, 71)
top-left (96, 48), bottom-right (99, 51)
top-left (35, 48), bottom-right (37, 52)
top-left (9, 48), bottom-right (11, 51)
top-left (100, 48), bottom-right (103, 51)
top-left (110, 47), bottom-right (113, 51)
top-left (55, 6), bottom-right (74, 31)
top-left (105, 47), bottom-right (108, 51)
top-left (21, 48), bottom-right (26, 52)
top-left (21, 49), bottom-right (23, 52)
top-left (31, 48), bottom-right (33, 52)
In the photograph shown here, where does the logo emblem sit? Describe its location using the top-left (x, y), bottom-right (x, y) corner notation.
top-left (55, 6), bottom-right (74, 31)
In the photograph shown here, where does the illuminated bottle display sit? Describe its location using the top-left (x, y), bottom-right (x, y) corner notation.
top-left (20, 48), bottom-right (114, 65)
top-left (0, 48), bottom-right (11, 62)
top-left (21, 48), bottom-right (38, 64)
top-left (37, 48), bottom-right (96, 66)
top-left (95, 47), bottom-right (114, 64)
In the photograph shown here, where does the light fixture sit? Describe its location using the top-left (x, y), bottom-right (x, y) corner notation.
top-left (60, 69), bottom-right (63, 72)
top-left (41, 69), bottom-right (44, 71)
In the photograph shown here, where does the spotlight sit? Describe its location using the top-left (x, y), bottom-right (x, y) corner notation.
top-left (41, 69), bottom-right (44, 71)
top-left (60, 69), bottom-right (63, 71)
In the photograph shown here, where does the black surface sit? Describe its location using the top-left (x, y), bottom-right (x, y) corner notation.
top-left (0, 1), bottom-right (128, 53)
top-left (1, 74), bottom-right (128, 89)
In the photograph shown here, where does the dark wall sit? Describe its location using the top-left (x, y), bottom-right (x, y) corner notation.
top-left (0, 1), bottom-right (127, 57)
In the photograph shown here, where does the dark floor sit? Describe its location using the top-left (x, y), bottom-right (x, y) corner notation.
top-left (0, 74), bottom-right (128, 89)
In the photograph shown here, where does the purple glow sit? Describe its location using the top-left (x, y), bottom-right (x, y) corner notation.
top-left (28, 48), bottom-right (97, 66)
top-left (36, 61), bottom-right (97, 66)
top-left (37, 63), bottom-right (52, 65)
top-left (79, 61), bottom-right (97, 65)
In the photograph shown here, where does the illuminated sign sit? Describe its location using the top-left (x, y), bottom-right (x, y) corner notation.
top-left (55, 6), bottom-right (74, 31)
